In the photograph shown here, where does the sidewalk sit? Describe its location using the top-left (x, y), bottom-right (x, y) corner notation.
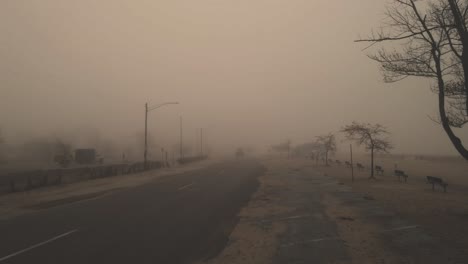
top-left (205, 158), bottom-right (465, 264)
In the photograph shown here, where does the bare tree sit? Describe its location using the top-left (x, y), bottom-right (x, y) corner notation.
top-left (315, 133), bottom-right (337, 166)
top-left (53, 138), bottom-right (73, 167)
top-left (292, 142), bottom-right (322, 159)
top-left (341, 122), bottom-right (392, 179)
top-left (447, 0), bottom-right (468, 112)
top-left (271, 140), bottom-right (291, 158)
top-left (356, 0), bottom-right (468, 160)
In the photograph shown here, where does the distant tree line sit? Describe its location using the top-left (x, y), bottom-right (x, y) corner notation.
top-left (273, 121), bottom-right (392, 179)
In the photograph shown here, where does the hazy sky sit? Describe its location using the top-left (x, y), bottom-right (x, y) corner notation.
top-left (1, 0), bottom-right (467, 156)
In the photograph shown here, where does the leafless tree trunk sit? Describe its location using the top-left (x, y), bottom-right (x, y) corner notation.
top-left (316, 133), bottom-right (337, 167)
top-left (325, 150), bottom-right (329, 166)
top-left (342, 122), bottom-right (392, 180)
top-left (356, 0), bottom-right (468, 160)
top-left (447, 0), bottom-right (468, 115)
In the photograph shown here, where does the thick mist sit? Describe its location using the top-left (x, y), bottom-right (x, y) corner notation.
top-left (1, 0), bottom-right (467, 162)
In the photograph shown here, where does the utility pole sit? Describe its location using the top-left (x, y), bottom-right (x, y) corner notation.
top-left (350, 144), bottom-right (354, 182)
top-left (144, 103), bottom-right (148, 170)
top-left (200, 128), bottom-right (203, 156)
top-left (143, 101), bottom-right (179, 170)
top-left (165, 151), bottom-right (168, 167)
top-left (180, 116), bottom-right (183, 158)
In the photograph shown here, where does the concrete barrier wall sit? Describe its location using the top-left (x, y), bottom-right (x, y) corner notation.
top-left (0, 161), bottom-right (163, 195)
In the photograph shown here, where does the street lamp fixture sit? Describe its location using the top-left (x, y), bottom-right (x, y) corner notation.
top-left (144, 102), bottom-right (179, 170)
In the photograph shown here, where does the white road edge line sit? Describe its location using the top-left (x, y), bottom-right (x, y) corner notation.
top-left (383, 225), bottom-right (420, 232)
top-left (0, 229), bottom-right (78, 262)
top-left (178, 183), bottom-right (194, 191)
top-left (281, 236), bottom-right (340, 247)
top-left (277, 215), bottom-right (309, 221)
top-left (258, 215), bottom-right (310, 224)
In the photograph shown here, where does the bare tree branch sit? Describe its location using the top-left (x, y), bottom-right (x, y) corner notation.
top-left (355, 0), bottom-right (468, 160)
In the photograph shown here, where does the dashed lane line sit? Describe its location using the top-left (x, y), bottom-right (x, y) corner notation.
top-left (0, 229), bottom-right (78, 262)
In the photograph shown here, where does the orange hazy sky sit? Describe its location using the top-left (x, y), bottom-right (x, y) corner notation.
top-left (1, 0), bottom-right (467, 156)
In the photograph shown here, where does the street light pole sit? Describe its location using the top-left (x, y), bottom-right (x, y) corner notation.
top-left (143, 101), bottom-right (179, 170)
top-left (180, 116), bottom-right (183, 158)
top-left (144, 103), bottom-right (148, 169)
top-left (200, 128), bottom-right (203, 156)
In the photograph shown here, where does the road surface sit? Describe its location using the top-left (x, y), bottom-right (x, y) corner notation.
top-left (0, 159), bottom-right (264, 264)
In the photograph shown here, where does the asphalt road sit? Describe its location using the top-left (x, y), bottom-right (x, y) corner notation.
top-left (0, 159), bottom-right (264, 264)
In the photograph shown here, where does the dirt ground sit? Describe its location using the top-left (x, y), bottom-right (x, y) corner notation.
top-left (321, 193), bottom-right (405, 264)
top-left (205, 158), bottom-right (403, 264)
top-left (202, 159), bottom-right (292, 264)
top-left (207, 157), bottom-right (468, 264)
top-left (317, 155), bottom-right (468, 258)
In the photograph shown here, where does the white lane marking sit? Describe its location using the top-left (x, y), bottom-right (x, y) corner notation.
top-left (259, 215), bottom-right (310, 224)
top-left (281, 236), bottom-right (340, 247)
top-left (178, 183), bottom-right (194, 191)
top-left (0, 229), bottom-right (78, 262)
top-left (383, 225), bottom-right (420, 232)
top-left (277, 215), bottom-right (309, 221)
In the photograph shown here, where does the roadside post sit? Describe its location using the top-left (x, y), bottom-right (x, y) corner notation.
top-left (350, 144), bottom-right (354, 182)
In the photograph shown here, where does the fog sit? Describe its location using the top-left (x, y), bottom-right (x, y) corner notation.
top-left (1, 0), bottom-right (468, 161)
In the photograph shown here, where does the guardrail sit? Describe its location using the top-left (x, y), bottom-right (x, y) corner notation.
top-left (0, 161), bottom-right (163, 194)
top-left (177, 155), bottom-right (208, 165)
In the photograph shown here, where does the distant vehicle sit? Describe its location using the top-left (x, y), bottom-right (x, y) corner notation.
top-left (75, 149), bottom-right (97, 164)
top-left (236, 148), bottom-right (244, 158)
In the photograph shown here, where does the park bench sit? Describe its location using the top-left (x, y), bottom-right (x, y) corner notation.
top-left (375, 165), bottom-right (384, 175)
top-left (426, 176), bottom-right (448, 192)
top-left (394, 169), bottom-right (408, 182)
top-left (356, 163), bottom-right (365, 170)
